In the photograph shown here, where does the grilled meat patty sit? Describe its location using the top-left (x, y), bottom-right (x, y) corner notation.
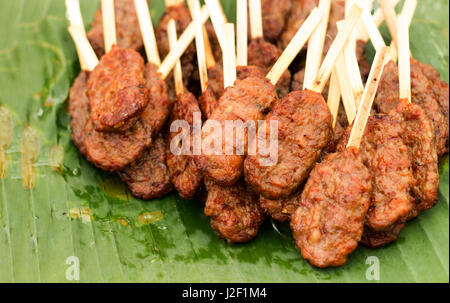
top-left (88, 46), bottom-right (148, 132)
top-left (290, 148), bottom-right (372, 268)
top-left (119, 134), bottom-right (172, 200)
top-left (245, 90), bottom-right (332, 199)
top-left (197, 76), bottom-right (278, 186)
top-left (204, 178), bottom-right (265, 243)
top-left (166, 92), bottom-right (203, 200)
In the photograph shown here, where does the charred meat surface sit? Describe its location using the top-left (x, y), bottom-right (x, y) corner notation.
top-left (166, 92), bottom-right (203, 200)
top-left (204, 179), bottom-right (265, 243)
top-left (200, 65), bottom-right (267, 120)
top-left (69, 71), bottom-right (90, 157)
top-left (84, 63), bottom-right (170, 172)
top-left (261, 0), bottom-right (292, 44)
top-left (337, 115), bottom-right (416, 231)
top-left (290, 148), bottom-right (372, 268)
top-left (198, 77), bottom-right (279, 186)
top-left (245, 90), bottom-right (332, 199)
top-left (390, 101), bottom-right (439, 218)
top-left (119, 134), bottom-right (172, 200)
top-left (417, 60), bottom-right (449, 124)
top-left (87, 0), bottom-right (145, 57)
top-left (360, 223), bottom-right (405, 248)
top-left (260, 190), bottom-right (300, 222)
top-left (374, 59), bottom-right (449, 157)
top-left (248, 38), bottom-right (291, 97)
top-left (88, 46), bottom-right (148, 132)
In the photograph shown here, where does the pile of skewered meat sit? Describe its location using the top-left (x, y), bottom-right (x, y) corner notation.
top-left (66, 0), bottom-right (448, 268)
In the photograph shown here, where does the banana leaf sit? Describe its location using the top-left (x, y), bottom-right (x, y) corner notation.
top-left (0, 0), bottom-right (448, 283)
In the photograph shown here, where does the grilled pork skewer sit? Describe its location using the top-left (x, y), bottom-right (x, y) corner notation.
top-left (87, 0), bottom-right (149, 133)
top-left (376, 0), bottom-right (449, 157)
top-left (291, 46), bottom-right (389, 268)
top-left (245, 5), bottom-right (361, 201)
top-left (165, 1), bottom-right (205, 200)
top-left (203, 23), bottom-right (265, 243)
top-left (247, 0), bottom-right (291, 97)
top-left (117, 0), bottom-right (172, 199)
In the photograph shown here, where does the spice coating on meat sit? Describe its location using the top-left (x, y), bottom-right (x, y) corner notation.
top-left (87, 0), bottom-right (145, 57)
top-left (204, 179), bottom-right (265, 243)
top-left (84, 63), bottom-right (170, 172)
top-left (245, 90), bottom-right (332, 199)
top-left (198, 85), bottom-right (219, 120)
top-left (69, 71), bottom-right (90, 156)
top-left (198, 77), bottom-right (279, 186)
top-left (248, 38), bottom-right (291, 97)
top-left (88, 46), bottom-right (148, 132)
top-left (290, 148), bottom-right (372, 268)
top-left (200, 65), bottom-right (266, 120)
top-left (142, 63), bottom-right (172, 135)
top-left (360, 223), bottom-right (404, 248)
top-left (156, 2), bottom-right (195, 97)
top-left (166, 92), bottom-right (203, 200)
top-left (337, 115), bottom-right (416, 231)
top-left (417, 60), bottom-right (449, 121)
top-left (261, 0), bottom-right (292, 44)
top-left (279, 0), bottom-right (318, 49)
top-left (119, 135), bottom-right (172, 200)
top-left (374, 59), bottom-right (449, 157)
top-left (390, 101), bottom-right (439, 218)
top-left (260, 192), bottom-right (300, 222)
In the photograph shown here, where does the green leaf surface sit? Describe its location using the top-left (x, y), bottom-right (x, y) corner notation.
top-left (0, 0), bottom-right (448, 283)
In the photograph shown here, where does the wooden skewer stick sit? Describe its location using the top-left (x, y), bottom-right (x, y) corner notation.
top-left (158, 5), bottom-right (209, 79)
top-left (361, 8), bottom-right (386, 51)
top-left (101, 0), bottom-right (117, 53)
top-left (188, 0), bottom-right (208, 93)
top-left (398, 13), bottom-right (411, 103)
top-left (339, 23), bottom-right (364, 108)
top-left (266, 8), bottom-right (323, 86)
top-left (205, 0), bottom-right (227, 49)
top-left (384, 0), bottom-right (417, 64)
top-left (236, 0), bottom-right (248, 66)
top-left (310, 4), bottom-right (363, 93)
top-left (356, 0), bottom-right (400, 42)
top-left (248, 0), bottom-right (264, 40)
top-left (165, 0), bottom-right (183, 7)
top-left (66, 0), bottom-right (87, 69)
top-left (186, 0), bottom-right (216, 70)
top-left (168, 19), bottom-right (184, 95)
top-left (401, 0), bottom-right (418, 28)
top-left (65, 0), bottom-right (85, 31)
top-left (347, 46), bottom-right (390, 149)
top-left (378, 0), bottom-right (399, 49)
top-left (134, 0), bottom-right (161, 66)
top-left (222, 23), bottom-right (237, 88)
top-left (68, 26), bottom-right (99, 71)
top-left (335, 45), bottom-right (356, 123)
top-left (66, 0), bottom-right (98, 71)
top-left (303, 0), bottom-right (331, 90)
top-left (327, 70), bottom-right (341, 129)
top-left (204, 31), bottom-right (217, 69)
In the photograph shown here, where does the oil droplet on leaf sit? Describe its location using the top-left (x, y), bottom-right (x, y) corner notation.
top-left (138, 211), bottom-right (164, 225)
top-left (101, 176), bottom-right (129, 200)
top-left (0, 106), bottom-right (14, 179)
top-left (69, 207), bottom-right (92, 222)
top-left (49, 144), bottom-right (64, 172)
top-left (20, 126), bottom-right (40, 189)
top-left (117, 218), bottom-right (129, 227)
